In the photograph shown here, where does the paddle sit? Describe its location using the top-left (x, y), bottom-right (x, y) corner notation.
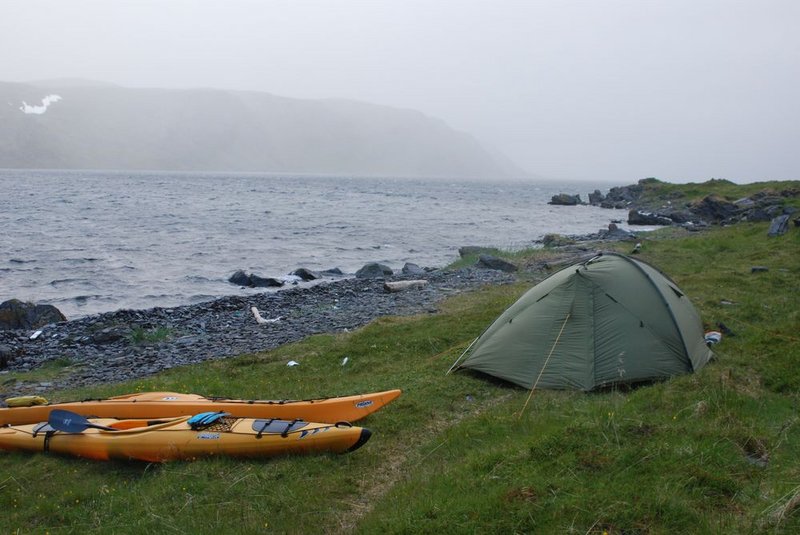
top-left (48, 409), bottom-right (117, 433)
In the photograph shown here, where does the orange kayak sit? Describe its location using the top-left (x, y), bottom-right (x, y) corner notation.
top-left (0, 413), bottom-right (371, 462)
top-left (0, 389), bottom-right (401, 426)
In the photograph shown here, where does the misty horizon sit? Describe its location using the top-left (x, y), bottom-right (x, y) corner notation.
top-left (3, 0), bottom-right (799, 183)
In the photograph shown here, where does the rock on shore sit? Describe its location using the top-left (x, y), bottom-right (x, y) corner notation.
top-left (0, 299), bottom-right (67, 331)
top-left (548, 193), bottom-right (583, 206)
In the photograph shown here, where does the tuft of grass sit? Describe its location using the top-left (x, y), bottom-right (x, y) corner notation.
top-left (447, 247), bottom-right (507, 270)
top-left (128, 326), bottom-right (172, 345)
top-left (447, 245), bottom-right (583, 275)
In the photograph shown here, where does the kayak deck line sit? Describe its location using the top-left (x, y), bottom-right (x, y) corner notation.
top-left (0, 389), bottom-right (402, 426)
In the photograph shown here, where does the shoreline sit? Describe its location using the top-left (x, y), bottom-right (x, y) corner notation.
top-left (2, 265), bottom-right (526, 398)
top-left (6, 176), bottom-right (794, 399)
top-left (2, 192), bottom-right (648, 399)
top-left (2, 172), bottom-right (632, 321)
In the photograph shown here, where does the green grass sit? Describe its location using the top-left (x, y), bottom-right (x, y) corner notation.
top-left (448, 247), bottom-right (522, 270)
top-left (1, 358), bottom-right (76, 385)
top-left (128, 326), bottom-right (172, 345)
top-left (2, 216), bottom-right (799, 534)
top-left (636, 177), bottom-right (800, 205)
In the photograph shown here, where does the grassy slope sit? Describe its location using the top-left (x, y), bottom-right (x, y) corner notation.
top-left (636, 177), bottom-right (800, 207)
top-left (1, 200), bottom-right (799, 534)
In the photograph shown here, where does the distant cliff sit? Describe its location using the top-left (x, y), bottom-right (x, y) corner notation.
top-left (0, 80), bottom-right (522, 178)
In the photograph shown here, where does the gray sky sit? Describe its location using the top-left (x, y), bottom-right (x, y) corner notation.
top-left (3, 0), bottom-right (799, 182)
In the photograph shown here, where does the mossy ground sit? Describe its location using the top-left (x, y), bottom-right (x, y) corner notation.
top-left (636, 177), bottom-right (800, 206)
top-left (1, 202), bottom-right (799, 533)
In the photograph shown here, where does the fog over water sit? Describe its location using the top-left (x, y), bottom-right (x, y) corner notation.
top-left (2, 0), bottom-right (799, 183)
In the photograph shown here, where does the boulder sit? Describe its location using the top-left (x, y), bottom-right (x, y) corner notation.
top-left (627, 210), bottom-right (673, 226)
top-left (229, 270), bottom-right (284, 287)
top-left (601, 200), bottom-right (629, 209)
top-left (291, 268), bottom-right (320, 281)
top-left (249, 274), bottom-right (284, 288)
top-left (689, 195), bottom-right (739, 223)
top-left (601, 184), bottom-right (643, 208)
top-left (228, 270), bottom-right (252, 286)
top-left (780, 188), bottom-right (800, 198)
top-left (549, 193), bottom-right (582, 206)
top-left (542, 234), bottom-right (575, 247)
top-left (91, 326), bottom-right (132, 345)
top-left (588, 189), bottom-right (605, 206)
top-left (401, 262), bottom-right (426, 276)
top-left (752, 192), bottom-right (785, 205)
top-left (477, 255), bottom-right (518, 272)
top-left (767, 214), bottom-right (790, 237)
top-left (0, 344), bottom-right (17, 369)
top-left (743, 208), bottom-right (774, 223)
top-left (662, 210), bottom-right (695, 224)
top-left (601, 223), bottom-right (635, 240)
top-left (0, 299), bottom-right (67, 331)
top-left (355, 263), bottom-right (394, 279)
top-left (764, 205), bottom-right (786, 218)
top-left (320, 267), bottom-right (344, 276)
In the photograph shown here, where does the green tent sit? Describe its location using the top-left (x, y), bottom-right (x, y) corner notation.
top-left (452, 253), bottom-right (713, 391)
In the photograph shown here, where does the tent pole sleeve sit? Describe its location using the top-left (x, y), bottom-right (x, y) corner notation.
top-left (445, 337), bottom-right (480, 375)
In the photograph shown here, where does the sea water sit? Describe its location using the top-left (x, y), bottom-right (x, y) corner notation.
top-left (1, 169), bottom-right (629, 318)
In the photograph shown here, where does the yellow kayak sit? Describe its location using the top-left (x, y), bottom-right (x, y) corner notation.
top-left (0, 411), bottom-right (371, 462)
top-left (0, 389), bottom-right (402, 426)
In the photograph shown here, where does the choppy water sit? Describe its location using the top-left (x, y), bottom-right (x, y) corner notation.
top-left (1, 169), bottom-right (629, 318)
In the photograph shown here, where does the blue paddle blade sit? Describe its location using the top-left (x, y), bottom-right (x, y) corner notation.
top-left (188, 411), bottom-right (229, 429)
top-left (48, 409), bottom-right (115, 433)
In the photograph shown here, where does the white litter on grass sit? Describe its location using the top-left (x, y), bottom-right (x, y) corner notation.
top-left (287, 360), bottom-right (300, 367)
top-left (341, 357), bottom-right (349, 366)
top-left (704, 331), bottom-right (722, 345)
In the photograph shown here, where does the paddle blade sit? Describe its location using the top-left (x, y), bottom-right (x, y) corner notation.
top-left (48, 409), bottom-right (114, 433)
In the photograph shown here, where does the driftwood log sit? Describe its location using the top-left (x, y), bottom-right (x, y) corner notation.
top-left (383, 280), bottom-right (428, 293)
top-left (251, 306), bottom-right (280, 324)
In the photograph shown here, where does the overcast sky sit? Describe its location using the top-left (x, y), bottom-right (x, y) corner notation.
top-left (3, 0), bottom-right (798, 182)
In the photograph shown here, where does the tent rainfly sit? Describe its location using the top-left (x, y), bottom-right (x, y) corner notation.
top-left (451, 253), bottom-right (713, 391)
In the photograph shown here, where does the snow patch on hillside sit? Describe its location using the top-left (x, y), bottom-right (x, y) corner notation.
top-left (20, 94), bottom-right (62, 114)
